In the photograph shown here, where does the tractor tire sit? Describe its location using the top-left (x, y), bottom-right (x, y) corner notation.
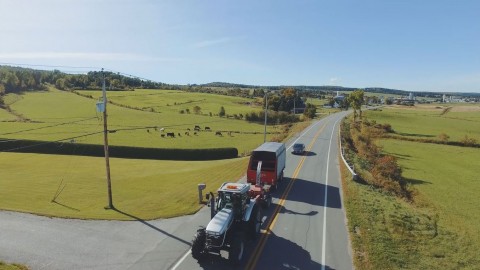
top-left (263, 194), bottom-right (272, 209)
top-left (248, 205), bottom-right (262, 240)
top-left (229, 232), bottom-right (246, 265)
top-left (191, 228), bottom-right (206, 260)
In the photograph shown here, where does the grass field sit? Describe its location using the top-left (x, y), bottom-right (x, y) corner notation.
top-left (0, 152), bottom-right (249, 220)
top-left (0, 261), bottom-right (27, 270)
top-left (0, 88), bottom-right (281, 154)
top-left (343, 104), bottom-right (480, 269)
top-left (364, 104), bottom-right (480, 142)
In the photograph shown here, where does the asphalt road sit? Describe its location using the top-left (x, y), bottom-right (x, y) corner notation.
top-left (0, 111), bottom-right (353, 270)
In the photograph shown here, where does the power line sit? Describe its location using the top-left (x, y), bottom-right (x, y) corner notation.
top-left (0, 117), bottom-right (98, 136)
top-left (0, 131), bottom-right (103, 153)
top-left (0, 62), bottom-right (100, 70)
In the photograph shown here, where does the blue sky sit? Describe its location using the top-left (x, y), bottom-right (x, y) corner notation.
top-left (1, 0), bottom-right (479, 92)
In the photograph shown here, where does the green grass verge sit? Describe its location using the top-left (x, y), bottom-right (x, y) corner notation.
top-left (0, 152), bottom-right (248, 220)
top-left (0, 261), bottom-right (28, 270)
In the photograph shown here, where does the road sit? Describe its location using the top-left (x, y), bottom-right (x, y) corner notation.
top-left (172, 111), bottom-right (353, 270)
top-left (0, 111), bottom-right (353, 270)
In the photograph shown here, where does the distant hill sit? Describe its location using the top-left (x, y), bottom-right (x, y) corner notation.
top-left (1, 66), bottom-right (479, 98)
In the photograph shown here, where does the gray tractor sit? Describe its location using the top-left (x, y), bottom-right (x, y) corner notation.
top-left (191, 182), bottom-right (263, 264)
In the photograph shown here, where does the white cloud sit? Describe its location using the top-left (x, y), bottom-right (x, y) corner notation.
top-left (329, 77), bottom-right (340, 85)
top-left (193, 37), bottom-right (237, 48)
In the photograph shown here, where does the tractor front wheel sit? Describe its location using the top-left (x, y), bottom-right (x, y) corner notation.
top-left (229, 233), bottom-right (245, 265)
top-left (248, 205), bottom-right (262, 240)
top-left (191, 228), bottom-right (206, 260)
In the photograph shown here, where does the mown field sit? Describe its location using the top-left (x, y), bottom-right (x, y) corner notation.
top-left (0, 88), bottom-right (319, 220)
top-left (364, 104), bottom-right (480, 142)
top-left (0, 152), bottom-right (249, 220)
top-left (0, 261), bottom-right (27, 270)
top-left (343, 104), bottom-right (480, 269)
top-left (1, 88), bottom-right (281, 154)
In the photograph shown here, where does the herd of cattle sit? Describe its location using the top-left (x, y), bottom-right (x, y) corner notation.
top-left (157, 125), bottom-right (229, 138)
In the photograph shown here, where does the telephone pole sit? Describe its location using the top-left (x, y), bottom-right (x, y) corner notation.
top-left (264, 91), bottom-right (268, 143)
top-left (102, 68), bottom-right (114, 209)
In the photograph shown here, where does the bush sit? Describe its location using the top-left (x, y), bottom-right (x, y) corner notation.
top-left (0, 139), bottom-right (238, 160)
top-left (461, 135), bottom-right (477, 146)
top-left (438, 133), bottom-right (449, 143)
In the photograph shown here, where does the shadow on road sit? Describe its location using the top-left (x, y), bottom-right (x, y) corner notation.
top-left (277, 177), bottom-right (342, 209)
top-left (112, 208), bottom-right (191, 246)
top-left (255, 231), bottom-right (334, 270)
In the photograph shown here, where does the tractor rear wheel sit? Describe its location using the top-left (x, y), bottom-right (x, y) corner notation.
top-left (191, 228), bottom-right (206, 260)
top-left (248, 205), bottom-right (262, 240)
top-left (229, 233), bottom-right (245, 265)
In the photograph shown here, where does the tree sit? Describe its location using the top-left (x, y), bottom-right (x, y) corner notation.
top-left (219, 106), bottom-right (226, 117)
top-left (348, 89), bottom-right (364, 120)
top-left (303, 103), bottom-right (316, 118)
top-left (193, 105), bottom-right (201, 114)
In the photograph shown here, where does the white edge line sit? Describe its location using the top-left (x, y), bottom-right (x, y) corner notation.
top-left (170, 250), bottom-right (191, 270)
top-left (322, 117), bottom-right (341, 270)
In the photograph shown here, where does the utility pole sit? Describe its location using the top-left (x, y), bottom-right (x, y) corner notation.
top-left (293, 91), bottom-right (296, 115)
top-left (102, 68), bottom-right (114, 209)
top-left (263, 91), bottom-right (268, 143)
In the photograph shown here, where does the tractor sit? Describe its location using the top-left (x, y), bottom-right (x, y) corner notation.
top-left (191, 182), bottom-right (267, 264)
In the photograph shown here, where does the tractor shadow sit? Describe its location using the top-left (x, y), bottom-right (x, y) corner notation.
top-left (271, 177), bottom-right (342, 209)
top-left (193, 231), bottom-right (332, 270)
top-left (253, 231), bottom-right (334, 270)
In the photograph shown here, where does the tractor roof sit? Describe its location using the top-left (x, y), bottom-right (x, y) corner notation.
top-left (218, 182), bottom-right (250, 194)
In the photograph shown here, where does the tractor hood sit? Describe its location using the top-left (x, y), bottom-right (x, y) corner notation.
top-left (206, 208), bottom-right (233, 236)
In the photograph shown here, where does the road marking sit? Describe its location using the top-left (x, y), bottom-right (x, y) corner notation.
top-left (246, 121), bottom-right (328, 270)
top-left (321, 117), bottom-right (341, 270)
top-left (287, 119), bottom-right (324, 151)
top-left (170, 249), bottom-right (191, 270)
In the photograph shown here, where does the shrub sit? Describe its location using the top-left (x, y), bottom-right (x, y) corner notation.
top-left (461, 135), bottom-right (477, 146)
top-left (437, 133), bottom-right (449, 143)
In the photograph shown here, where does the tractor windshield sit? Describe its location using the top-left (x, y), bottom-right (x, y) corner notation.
top-left (218, 192), bottom-right (233, 209)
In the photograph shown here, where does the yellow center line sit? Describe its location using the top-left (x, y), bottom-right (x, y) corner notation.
top-left (246, 121), bottom-right (328, 270)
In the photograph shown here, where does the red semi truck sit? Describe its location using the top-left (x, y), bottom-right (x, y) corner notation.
top-left (247, 142), bottom-right (286, 190)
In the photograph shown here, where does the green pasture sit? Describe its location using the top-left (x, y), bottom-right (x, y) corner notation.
top-left (1, 88), bottom-right (280, 154)
top-left (364, 105), bottom-right (480, 141)
top-left (342, 141), bottom-right (480, 269)
top-left (80, 89), bottom-right (259, 116)
top-left (0, 152), bottom-right (249, 220)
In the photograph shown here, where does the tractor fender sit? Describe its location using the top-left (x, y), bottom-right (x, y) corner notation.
top-left (243, 199), bottom-right (257, 222)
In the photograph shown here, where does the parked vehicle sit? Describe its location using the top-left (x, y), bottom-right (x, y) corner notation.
top-left (246, 142), bottom-right (286, 190)
top-left (292, 143), bottom-right (305, 155)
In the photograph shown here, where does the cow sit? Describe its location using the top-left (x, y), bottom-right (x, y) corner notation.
top-left (215, 131), bottom-right (222, 136)
top-left (147, 129), bottom-right (150, 133)
top-left (166, 132), bottom-right (175, 138)
top-left (178, 133), bottom-right (181, 137)
top-left (160, 134), bottom-right (165, 138)
top-left (185, 132), bottom-right (190, 136)
top-left (195, 125), bottom-right (201, 129)
top-left (194, 132), bottom-right (198, 135)
top-left (205, 126), bottom-right (211, 131)
top-left (187, 128), bottom-right (191, 131)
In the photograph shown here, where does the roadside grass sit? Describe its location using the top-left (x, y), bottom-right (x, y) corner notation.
top-left (0, 152), bottom-right (248, 220)
top-left (340, 154), bottom-right (478, 269)
top-left (0, 107), bottom-right (16, 121)
top-left (0, 261), bottom-right (28, 270)
top-left (1, 88), bottom-right (279, 154)
top-left (342, 105), bottom-right (480, 269)
top-left (364, 105), bottom-right (480, 142)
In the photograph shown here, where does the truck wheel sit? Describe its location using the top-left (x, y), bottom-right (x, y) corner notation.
top-left (248, 205), bottom-right (262, 240)
top-left (191, 228), bottom-right (206, 260)
top-left (229, 233), bottom-right (245, 265)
